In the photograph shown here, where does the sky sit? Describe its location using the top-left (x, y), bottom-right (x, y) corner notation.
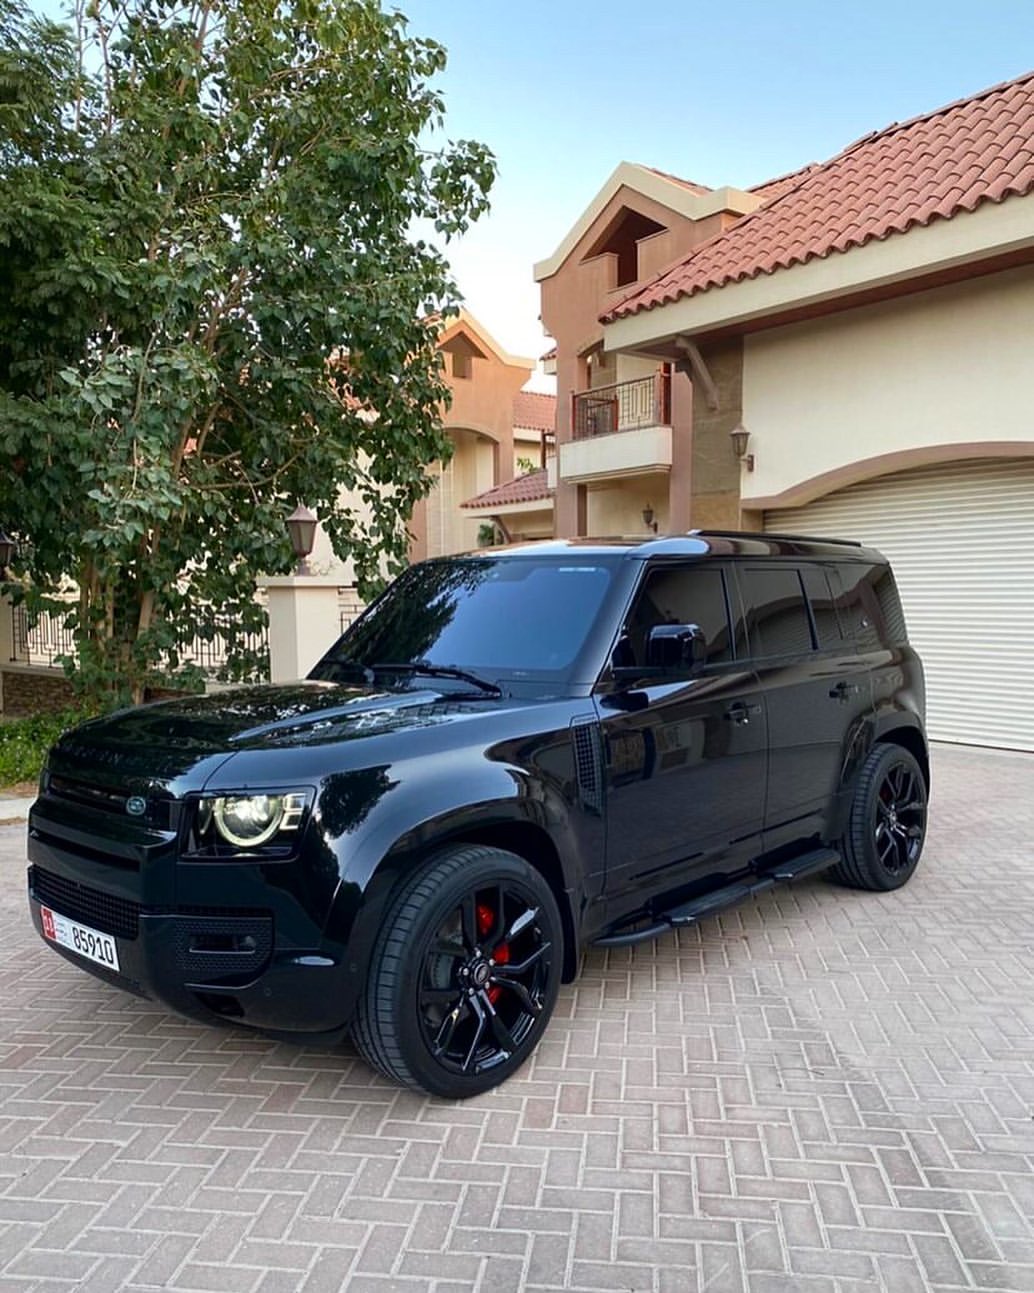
top-left (27, 0), bottom-right (1034, 373)
top-left (395, 0), bottom-right (1034, 365)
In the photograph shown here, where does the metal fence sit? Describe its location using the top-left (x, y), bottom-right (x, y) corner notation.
top-left (11, 604), bottom-right (76, 667)
top-left (10, 603), bottom-right (270, 679)
top-left (339, 587), bottom-right (366, 635)
top-left (13, 587), bottom-right (368, 679)
top-left (572, 371), bottom-right (671, 440)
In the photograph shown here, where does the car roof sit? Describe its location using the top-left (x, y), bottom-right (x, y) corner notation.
top-left (454, 531), bottom-right (887, 564)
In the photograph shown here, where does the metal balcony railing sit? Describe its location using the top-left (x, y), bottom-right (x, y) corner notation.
top-left (572, 371), bottom-right (671, 440)
top-left (10, 602), bottom-right (269, 678)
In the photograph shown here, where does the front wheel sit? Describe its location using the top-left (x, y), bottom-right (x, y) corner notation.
top-left (352, 846), bottom-right (563, 1097)
top-left (831, 743), bottom-right (928, 891)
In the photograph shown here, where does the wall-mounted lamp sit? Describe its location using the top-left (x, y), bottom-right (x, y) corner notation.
top-left (286, 504), bottom-right (318, 574)
top-left (729, 424), bottom-right (755, 472)
top-left (642, 505), bottom-right (658, 534)
top-left (0, 531), bottom-right (15, 572)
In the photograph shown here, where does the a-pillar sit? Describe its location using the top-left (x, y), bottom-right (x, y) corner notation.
top-left (258, 574), bottom-right (342, 683)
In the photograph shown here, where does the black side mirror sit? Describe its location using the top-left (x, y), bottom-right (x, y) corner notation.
top-left (645, 623), bottom-right (706, 673)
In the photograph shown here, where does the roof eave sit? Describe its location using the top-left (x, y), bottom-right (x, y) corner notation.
top-left (603, 196), bottom-right (1034, 351)
top-left (533, 164), bottom-right (761, 283)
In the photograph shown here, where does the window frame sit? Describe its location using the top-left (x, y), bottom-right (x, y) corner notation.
top-left (614, 559), bottom-right (740, 678)
top-left (733, 562), bottom-right (819, 663)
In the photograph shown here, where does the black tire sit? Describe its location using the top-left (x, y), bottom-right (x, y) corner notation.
top-left (830, 743), bottom-right (928, 891)
top-left (352, 845), bottom-right (563, 1098)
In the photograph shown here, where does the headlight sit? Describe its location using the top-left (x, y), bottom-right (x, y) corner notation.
top-left (189, 791), bottom-right (309, 856)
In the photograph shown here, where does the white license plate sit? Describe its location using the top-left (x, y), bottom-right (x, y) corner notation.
top-left (40, 906), bottom-right (120, 972)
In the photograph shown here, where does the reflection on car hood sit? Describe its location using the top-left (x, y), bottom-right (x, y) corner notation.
top-left (54, 681), bottom-right (491, 773)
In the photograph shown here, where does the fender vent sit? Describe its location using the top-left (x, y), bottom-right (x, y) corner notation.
top-left (571, 718), bottom-right (603, 815)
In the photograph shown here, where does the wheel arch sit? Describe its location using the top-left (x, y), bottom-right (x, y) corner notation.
top-left (423, 819), bottom-right (580, 983)
top-left (874, 722), bottom-right (930, 790)
top-left (378, 816), bottom-right (579, 983)
top-left (829, 710), bottom-right (929, 842)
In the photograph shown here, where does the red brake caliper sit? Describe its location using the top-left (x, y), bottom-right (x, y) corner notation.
top-left (477, 902), bottom-right (509, 1004)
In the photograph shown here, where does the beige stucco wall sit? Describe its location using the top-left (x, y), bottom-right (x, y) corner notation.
top-left (424, 431), bottom-right (497, 557)
top-left (586, 473), bottom-right (669, 537)
top-left (505, 506), bottom-right (553, 541)
top-left (559, 425), bottom-right (673, 484)
top-left (513, 426), bottom-right (543, 474)
top-left (614, 352), bottom-right (659, 385)
top-left (741, 264), bottom-right (1034, 507)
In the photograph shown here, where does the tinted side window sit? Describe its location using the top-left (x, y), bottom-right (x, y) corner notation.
top-left (831, 563), bottom-right (882, 649)
top-left (620, 565), bottom-right (733, 668)
top-left (800, 565), bottom-right (843, 650)
top-left (740, 566), bottom-right (815, 658)
top-left (873, 567), bottom-right (908, 644)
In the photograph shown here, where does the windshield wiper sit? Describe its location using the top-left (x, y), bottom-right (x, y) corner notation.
top-left (370, 661), bottom-right (503, 698)
top-left (322, 659), bottom-right (376, 685)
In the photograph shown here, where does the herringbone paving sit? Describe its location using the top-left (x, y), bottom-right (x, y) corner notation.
top-left (1, 743), bottom-right (1032, 1291)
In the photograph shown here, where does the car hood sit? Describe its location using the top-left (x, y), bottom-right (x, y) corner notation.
top-left (48, 681), bottom-right (493, 789)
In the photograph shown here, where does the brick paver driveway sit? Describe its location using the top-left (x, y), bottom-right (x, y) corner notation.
top-left (1, 743), bottom-right (1033, 1293)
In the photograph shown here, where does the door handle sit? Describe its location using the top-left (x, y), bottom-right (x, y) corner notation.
top-left (829, 681), bottom-right (862, 702)
top-left (724, 702), bottom-right (762, 725)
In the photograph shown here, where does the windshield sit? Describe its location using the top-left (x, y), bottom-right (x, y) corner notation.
top-left (310, 556), bottom-right (620, 687)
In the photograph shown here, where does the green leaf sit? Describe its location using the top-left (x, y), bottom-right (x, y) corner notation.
top-left (0, 0), bottom-right (493, 705)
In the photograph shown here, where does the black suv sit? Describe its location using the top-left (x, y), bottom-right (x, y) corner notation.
top-left (27, 533), bottom-right (928, 1097)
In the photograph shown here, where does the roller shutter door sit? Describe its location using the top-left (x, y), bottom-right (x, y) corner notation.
top-left (765, 458), bottom-right (1034, 751)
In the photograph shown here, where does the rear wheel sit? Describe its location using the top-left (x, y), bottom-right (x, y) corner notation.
top-left (352, 846), bottom-right (562, 1097)
top-left (831, 743), bottom-right (928, 890)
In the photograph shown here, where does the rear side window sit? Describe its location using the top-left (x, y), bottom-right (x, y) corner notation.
top-left (830, 563), bottom-right (882, 649)
top-left (873, 567), bottom-right (908, 644)
top-left (739, 567), bottom-right (815, 658)
top-left (620, 565), bottom-right (734, 668)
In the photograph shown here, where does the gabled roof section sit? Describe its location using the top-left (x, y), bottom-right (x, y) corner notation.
top-left (533, 162), bottom-right (761, 282)
top-left (461, 469), bottom-right (553, 511)
top-left (512, 390), bottom-right (557, 433)
top-left (437, 309), bottom-right (535, 370)
top-left (605, 71), bottom-right (1034, 322)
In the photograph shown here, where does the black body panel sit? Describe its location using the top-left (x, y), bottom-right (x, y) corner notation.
top-left (26, 532), bottom-right (928, 1040)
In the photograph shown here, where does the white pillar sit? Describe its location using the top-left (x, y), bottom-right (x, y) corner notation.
top-left (257, 574), bottom-right (343, 683)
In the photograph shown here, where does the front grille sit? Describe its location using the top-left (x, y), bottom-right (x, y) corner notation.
top-left (46, 774), bottom-right (177, 829)
top-left (48, 774), bottom-right (129, 815)
top-left (30, 867), bottom-right (140, 940)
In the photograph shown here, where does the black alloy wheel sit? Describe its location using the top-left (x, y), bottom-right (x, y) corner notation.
top-left (352, 846), bottom-right (562, 1097)
top-left (831, 743), bottom-right (928, 891)
top-left (873, 758), bottom-right (926, 875)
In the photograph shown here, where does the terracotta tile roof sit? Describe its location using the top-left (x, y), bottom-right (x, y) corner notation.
top-left (748, 162), bottom-right (821, 201)
top-left (540, 344), bottom-right (557, 360)
top-left (461, 469), bottom-right (553, 511)
top-left (512, 390), bottom-right (557, 433)
top-left (605, 71), bottom-right (1034, 322)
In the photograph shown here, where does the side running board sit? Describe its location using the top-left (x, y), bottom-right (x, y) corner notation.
top-left (594, 847), bottom-right (840, 949)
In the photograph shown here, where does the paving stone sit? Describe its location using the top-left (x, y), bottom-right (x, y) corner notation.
top-left (1, 745), bottom-right (1032, 1292)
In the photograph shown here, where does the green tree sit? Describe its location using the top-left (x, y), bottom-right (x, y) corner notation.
top-left (0, 0), bottom-right (494, 703)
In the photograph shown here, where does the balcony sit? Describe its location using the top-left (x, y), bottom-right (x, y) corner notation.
top-left (572, 371), bottom-right (670, 439)
top-left (560, 372), bottom-right (673, 484)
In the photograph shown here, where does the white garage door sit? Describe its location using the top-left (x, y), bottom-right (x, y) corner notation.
top-left (765, 458), bottom-right (1034, 751)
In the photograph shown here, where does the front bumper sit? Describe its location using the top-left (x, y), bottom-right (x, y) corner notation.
top-left (27, 833), bottom-right (355, 1039)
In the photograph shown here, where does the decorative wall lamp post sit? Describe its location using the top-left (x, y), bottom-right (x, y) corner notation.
top-left (729, 424), bottom-right (755, 472)
top-left (286, 505), bottom-right (318, 575)
top-left (641, 505), bottom-right (659, 534)
top-left (0, 531), bottom-right (15, 572)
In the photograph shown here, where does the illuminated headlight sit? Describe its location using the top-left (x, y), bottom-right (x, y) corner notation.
top-left (191, 791), bottom-right (309, 854)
